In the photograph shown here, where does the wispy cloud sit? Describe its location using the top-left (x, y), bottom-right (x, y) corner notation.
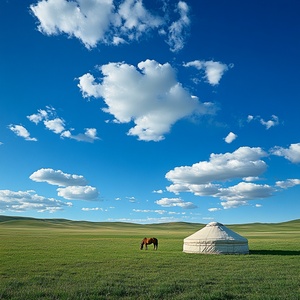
top-left (166, 1), bottom-right (190, 52)
top-left (27, 106), bottom-right (100, 143)
top-left (276, 178), bottom-right (300, 189)
top-left (8, 124), bottom-right (37, 141)
top-left (260, 115), bottom-right (279, 129)
top-left (133, 209), bottom-right (167, 215)
top-left (82, 207), bottom-right (104, 211)
top-left (246, 114), bottom-right (280, 129)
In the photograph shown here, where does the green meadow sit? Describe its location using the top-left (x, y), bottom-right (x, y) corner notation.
top-left (0, 216), bottom-right (300, 300)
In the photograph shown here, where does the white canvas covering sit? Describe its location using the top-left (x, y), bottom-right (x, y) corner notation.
top-left (183, 222), bottom-right (249, 254)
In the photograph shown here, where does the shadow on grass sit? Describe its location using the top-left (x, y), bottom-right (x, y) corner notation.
top-left (250, 250), bottom-right (300, 256)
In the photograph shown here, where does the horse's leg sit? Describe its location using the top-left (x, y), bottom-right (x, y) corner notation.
top-left (145, 243), bottom-right (148, 250)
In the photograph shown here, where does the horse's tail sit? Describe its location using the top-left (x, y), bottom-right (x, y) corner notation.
top-left (154, 237), bottom-right (158, 250)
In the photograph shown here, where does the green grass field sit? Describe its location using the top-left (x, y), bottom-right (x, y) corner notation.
top-left (0, 216), bottom-right (300, 300)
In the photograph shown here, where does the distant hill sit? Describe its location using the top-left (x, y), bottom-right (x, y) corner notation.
top-left (0, 214), bottom-right (299, 228)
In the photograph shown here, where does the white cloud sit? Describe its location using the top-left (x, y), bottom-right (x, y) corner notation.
top-left (208, 207), bottom-right (221, 212)
top-left (0, 189), bottom-right (71, 213)
top-left (260, 115), bottom-right (279, 129)
top-left (126, 196), bottom-right (136, 202)
top-left (155, 197), bottom-right (197, 209)
top-left (166, 147), bottom-right (273, 209)
top-left (8, 124), bottom-right (37, 141)
top-left (28, 106), bottom-right (99, 143)
top-left (166, 146), bottom-right (268, 186)
top-left (82, 207), bottom-right (103, 211)
top-left (27, 109), bottom-right (49, 124)
top-left (247, 115), bottom-right (254, 122)
top-left (133, 209), bottom-right (167, 215)
top-left (78, 59), bottom-right (216, 141)
top-left (152, 189), bottom-right (163, 194)
top-left (218, 182), bottom-right (273, 208)
top-left (30, 0), bottom-right (114, 49)
top-left (61, 128), bottom-right (100, 143)
top-left (271, 143), bottom-right (300, 163)
top-left (183, 60), bottom-right (231, 85)
top-left (276, 178), bottom-right (300, 189)
top-left (243, 176), bottom-right (260, 182)
top-left (30, 168), bottom-right (88, 186)
top-left (116, 0), bottom-right (164, 40)
top-left (224, 132), bottom-right (237, 143)
top-left (30, 168), bottom-right (99, 201)
top-left (44, 117), bottom-right (65, 134)
top-left (57, 185), bottom-right (99, 200)
top-left (30, 0), bottom-right (190, 51)
top-left (166, 1), bottom-right (190, 52)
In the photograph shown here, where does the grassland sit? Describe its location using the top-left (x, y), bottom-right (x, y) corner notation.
top-left (0, 216), bottom-right (300, 300)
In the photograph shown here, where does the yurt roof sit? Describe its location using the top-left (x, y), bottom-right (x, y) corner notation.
top-left (184, 221), bottom-right (248, 243)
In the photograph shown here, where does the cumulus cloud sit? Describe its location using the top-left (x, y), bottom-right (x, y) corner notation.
top-left (78, 59), bottom-right (216, 141)
top-left (0, 189), bottom-right (71, 213)
top-left (271, 143), bottom-right (300, 163)
top-left (155, 197), bottom-right (197, 209)
top-left (224, 132), bottom-right (237, 144)
top-left (166, 147), bottom-right (268, 185)
top-left (30, 0), bottom-right (115, 49)
top-left (27, 106), bottom-right (99, 143)
top-left (44, 118), bottom-right (65, 134)
top-left (30, 0), bottom-right (190, 51)
top-left (166, 147), bottom-right (272, 209)
top-left (218, 182), bottom-right (273, 209)
top-left (183, 60), bottom-right (231, 85)
top-left (30, 168), bottom-right (88, 186)
top-left (8, 124), bottom-right (37, 141)
top-left (30, 168), bottom-right (99, 201)
top-left (57, 185), bottom-right (99, 200)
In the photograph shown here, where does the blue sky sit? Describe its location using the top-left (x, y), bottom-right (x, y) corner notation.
top-left (1, 0), bottom-right (300, 224)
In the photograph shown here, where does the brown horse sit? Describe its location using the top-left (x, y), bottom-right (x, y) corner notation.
top-left (140, 237), bottom-right (158, 250)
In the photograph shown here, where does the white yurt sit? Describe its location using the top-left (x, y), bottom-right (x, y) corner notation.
top-left (183, 222), bottom-right (249, 254)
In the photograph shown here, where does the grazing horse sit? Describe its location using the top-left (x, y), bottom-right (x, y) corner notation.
top-left (140, 237), bottom-right (158, 250)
